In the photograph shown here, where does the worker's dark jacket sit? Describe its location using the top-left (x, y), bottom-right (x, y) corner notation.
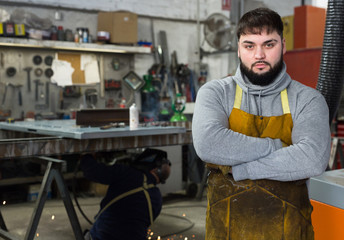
top-left (81, 154), bottom-right (162, 240)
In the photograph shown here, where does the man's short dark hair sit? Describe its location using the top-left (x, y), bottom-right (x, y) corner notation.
top-left (236, 7), bottom-right (284, 40)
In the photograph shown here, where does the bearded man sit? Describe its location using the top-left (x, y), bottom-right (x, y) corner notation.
top-left (192, 7), bottom-right (331, 240)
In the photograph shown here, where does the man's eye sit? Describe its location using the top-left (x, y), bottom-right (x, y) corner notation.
top-left (266, 43), bottom-right (275, 48)
top-left (245, 45), bottom-right (254, 49)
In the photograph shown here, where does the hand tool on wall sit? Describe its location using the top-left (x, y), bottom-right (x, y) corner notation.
top-left (33, 55), bottom-right (42, 65)
top-left (34, 79), bottom-right (43, 101)
top-left (2, 83), bottom-right (9, 105)
top-left (34, 68), bottom-right (43, 77)
top-left (6, 67), bottom-right (16, 77)
top-left (45, 82), bottom-right (49, 107)
top-left (24, 67), bottom-right (32, 92)
top-left (44, 56), bottom-right (53, 66)
top-left (17, 84), bottom-right (23, 106)
top-left (45, 68), bottom-right (54, 78)
top-left (85, 88), bottom-right (97, 108)
top-left (59, 88), bottom-right (64, 110)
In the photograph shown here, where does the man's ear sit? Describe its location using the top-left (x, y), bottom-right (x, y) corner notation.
top-left (282, 38), bottom-right (286, 55)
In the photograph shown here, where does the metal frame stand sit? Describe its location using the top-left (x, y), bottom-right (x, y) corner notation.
top-left (328, 137), bottom-right (344, 170)
top-left (0, 156), bottom-right (84, 240)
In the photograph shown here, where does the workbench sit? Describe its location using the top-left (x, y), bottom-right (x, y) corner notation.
top-left (0, 120), bottom-right (192, 159)
top-left (309, 169), bottom-right (344, 240)
top-left (0, 119), bottom-right (192, 240)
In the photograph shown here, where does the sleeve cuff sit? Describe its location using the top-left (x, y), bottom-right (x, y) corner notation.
top-left (232, 163), bottom-right (249, 181)
top-left (272, 138), bottom-right (283, 150)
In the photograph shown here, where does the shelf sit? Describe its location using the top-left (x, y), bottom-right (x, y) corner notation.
top-left (0, 37), bottom-right (152, 54)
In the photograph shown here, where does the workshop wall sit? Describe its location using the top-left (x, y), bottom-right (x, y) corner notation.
top-left (0, 0), bottom-right (327, 120)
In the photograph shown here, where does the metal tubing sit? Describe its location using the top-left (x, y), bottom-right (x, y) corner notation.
top-left (25, 161), bottom-right (54, 240)
top-left (53, 166), bottom-right (84, 240)
top-left (24, 158), bottom-right (83, 240)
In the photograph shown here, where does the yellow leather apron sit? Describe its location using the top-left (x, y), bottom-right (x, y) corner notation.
top-left (206, 85), bottom-right (314, 240)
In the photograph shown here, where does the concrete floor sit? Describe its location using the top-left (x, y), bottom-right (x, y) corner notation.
top-left (0, 191), bottom-right (207, 240)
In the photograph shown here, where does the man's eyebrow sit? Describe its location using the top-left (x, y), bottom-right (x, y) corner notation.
top-left (241, 39), bottom-right (279, 44)
top-left (264, 39), bottom-right (278, 44)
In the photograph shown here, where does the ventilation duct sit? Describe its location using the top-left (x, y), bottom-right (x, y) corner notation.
top-left (316, 0), bottom-right (344, 124)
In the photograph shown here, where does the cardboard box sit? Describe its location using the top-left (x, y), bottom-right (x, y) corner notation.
top-left (282, 15), bottom-right (294, 51)
top-left (293, 5), bottom-right (326, 49)
top-left (27, 184), bottom-right (52, 202)
top-left (97, 11), bottom-right (138, 44)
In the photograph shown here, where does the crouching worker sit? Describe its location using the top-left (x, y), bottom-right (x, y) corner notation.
top-left (81, 148), bottom-right (171, 240)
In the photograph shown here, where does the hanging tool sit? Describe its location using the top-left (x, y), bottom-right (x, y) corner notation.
top-left (44, 55), bottom-right (53, 66)
top-left (17, 84), bottom-right (23, 106)
top-left (24, 67), bottom-right (32, 92)
top-left (45, 82), bottom-right (50, 107)
top-left (5, 83), bottom-right (23, 106)
top-left (6, 67), bottom-right (16, 77)
top-left (34, 79), bottom-right (43, 101)
top-left (33, 55), bottom-right (42, 65)
top-left (45, 68), bottom-right (54, 78)
top-left (2, 83), bottom-right (9, 105)
top-left (34, 68), bottom-right (43, 77)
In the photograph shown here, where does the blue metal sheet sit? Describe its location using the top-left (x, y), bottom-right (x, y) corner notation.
top-left (0, 120), bottom-right (186, 139)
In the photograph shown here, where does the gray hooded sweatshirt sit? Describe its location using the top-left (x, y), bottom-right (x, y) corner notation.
top-left (192, 63), bottom-right (331, 182)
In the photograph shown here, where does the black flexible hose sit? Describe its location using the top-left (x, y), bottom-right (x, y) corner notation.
top-left (72, 159), bottom-right (94, 225)
top-left (316, 0), bottom-right (344, 124)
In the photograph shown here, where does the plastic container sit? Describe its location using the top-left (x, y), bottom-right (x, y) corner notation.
top-left (82, 28), bottom-right (89, 43)
top-left (57, 26), bottom-right (64, 41)
top-left (50, 25), bottom-right (57, 40)
top-left (77, 28), bottom-right (83, 43)
top-left (129, 103), bottom-right (139, 130)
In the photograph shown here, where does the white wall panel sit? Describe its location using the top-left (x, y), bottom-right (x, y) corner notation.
top-left (1, 0), bottom-right (215, 21)
top-left (0, 0), bottom-right (327, 86)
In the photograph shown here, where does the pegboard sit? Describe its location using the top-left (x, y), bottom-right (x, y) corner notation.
top-left (0, 47), bottom-right (136, 120)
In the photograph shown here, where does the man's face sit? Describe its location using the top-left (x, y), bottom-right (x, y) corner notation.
top-left (238, 29), bottom-right (286, 85)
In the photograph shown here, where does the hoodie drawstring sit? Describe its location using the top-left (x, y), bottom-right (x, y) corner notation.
top-left (258, 90), bottom-right (262, 116)
top-left (246, 88), bottom-right (250, 113)
top-left (242, 87), bottom-right (262, 116)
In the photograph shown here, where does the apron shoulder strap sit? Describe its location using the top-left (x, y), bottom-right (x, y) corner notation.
top-left (281, 88), bottom-right (290, 114)
top-left (233, 85), bottom-right (243, 109)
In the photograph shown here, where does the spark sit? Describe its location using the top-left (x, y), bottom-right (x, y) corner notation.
top-left (2, 201), bottom-right (6, 205)
top-left (51, 215), bottom-right (55, 220)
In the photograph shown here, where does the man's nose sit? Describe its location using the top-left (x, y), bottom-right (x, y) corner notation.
top-left (254, 47), bottom-right (265, 59)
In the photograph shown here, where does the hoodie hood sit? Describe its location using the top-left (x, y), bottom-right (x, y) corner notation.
top-left (233, 62), bottom-right (292, 96)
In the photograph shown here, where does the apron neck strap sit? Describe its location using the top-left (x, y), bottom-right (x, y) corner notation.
top-left (233, 84), bottom-right (290, 114)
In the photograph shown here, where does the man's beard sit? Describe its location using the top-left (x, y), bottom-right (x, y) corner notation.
top-left (240, 56), bottom-right (284, 86)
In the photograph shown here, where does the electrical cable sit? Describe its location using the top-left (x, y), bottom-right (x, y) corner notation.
top-left (72, 159), bottom-right (94, 225)
top-left (156, 212), bottom-right (195, 238)
top-left (71, 155), bottom-right (207, 237)
top-left (150, 204), bottom-right (207, 238)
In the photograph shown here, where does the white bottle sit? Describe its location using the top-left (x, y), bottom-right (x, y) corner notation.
top-left (129, 103), bottom-right (139, 130)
